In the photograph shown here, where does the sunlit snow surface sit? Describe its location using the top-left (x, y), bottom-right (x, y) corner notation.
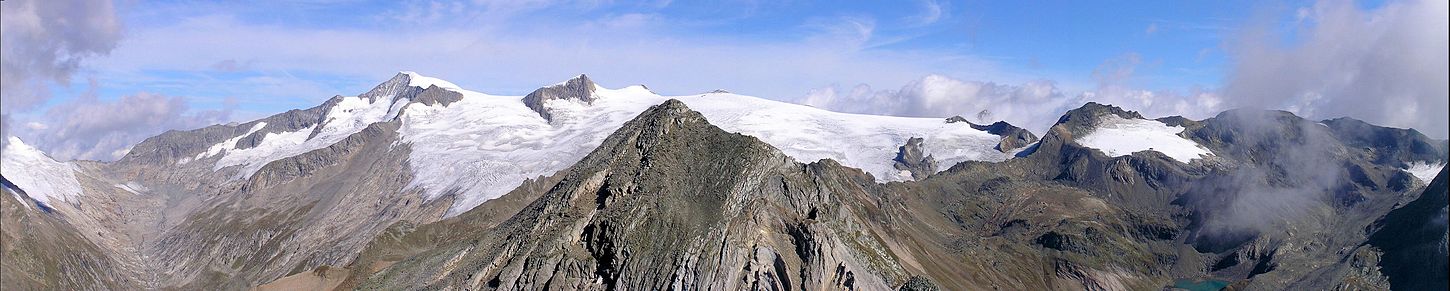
top-left (1075, 115), bottom-right (1213, 163)
top-left (1, 137), bottom-right (84, 207)
top-left (200, 73), bottom-right (1014, 217)
top-left (1404, 161), bottom-right (1446, 184)
top-left (401, 71), bottom-right (460, 90)
top-left (400, 85), bottom-right (1013, 216)
top-left (208, 96), bottom-right (410, 178)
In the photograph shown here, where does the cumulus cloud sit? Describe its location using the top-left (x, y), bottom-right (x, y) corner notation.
top-left (797, 76), bottom-right (1078, 132)
top-left (0, 0), bottom-right (122, 149)
top-left (14, 90), bottom-right (234, 161)
top-left (1222, 0), bottom-right (1449, 138)
top-left (795, 61), bottom-right (1225, 134)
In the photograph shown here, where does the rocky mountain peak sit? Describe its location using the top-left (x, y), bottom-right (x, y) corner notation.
top-left (358, 72), bottom-right (422, 101)
top-left (1055, 102), bottom-right (1144, 131)
top-left (522, 74), bottom-right (600, 122)
top-left (358, 71), bottom-right (464, 104)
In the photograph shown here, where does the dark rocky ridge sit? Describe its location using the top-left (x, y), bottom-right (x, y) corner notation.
top-left (946, 116), bottom-right (1041, 152)
top-left (412, 85), bottom-right (464, 106)
top-left (1368, 167), bottom-right (1448, 291)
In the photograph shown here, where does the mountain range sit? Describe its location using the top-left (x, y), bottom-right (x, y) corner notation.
top-left (2, 72), bottom-right (1446, 290)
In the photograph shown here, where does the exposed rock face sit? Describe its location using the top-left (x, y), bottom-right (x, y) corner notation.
top-left (144, 120), bottom-right (452, 290)
top-left (412, 86), bottom-right (464, 106)
top-left (946, 116), bottom-right (1041, 152)
top-left (893, 137), bottom-right (938, 180)
top-left (1, 176), bottom-right (137, 290)
top-left (522, 74), bottom-right (597, 122)
top-left (971, 121), bottom-right (1040, 152)
top-left (1368, 167), bottom-right (1448, 291)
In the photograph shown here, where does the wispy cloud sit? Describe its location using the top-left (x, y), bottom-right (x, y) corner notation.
top-left (89, 3), bottom-right (1023, 101)
top-left (794, 68), bottom-right (1224, 134)
top-left (906, 0), bottom-right (945, 26)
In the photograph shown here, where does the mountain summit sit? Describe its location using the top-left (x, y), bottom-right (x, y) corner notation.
top-left (522, 74), bottom-right (599, 122)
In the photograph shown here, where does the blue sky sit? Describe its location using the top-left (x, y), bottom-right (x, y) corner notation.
top-left (3, 0), bottom-right (1445, 161)
top-left (71, 0), bottom-right (1277, 115)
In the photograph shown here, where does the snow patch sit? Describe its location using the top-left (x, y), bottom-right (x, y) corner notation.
top-left (113, 182), bottom-right (148, 195)
top-left (1, 137), bottom-right (84, 206)
top-left (1075, 115), bottom-right (1213, 163)
top-left (1404, 161), bottom-right (1445, 184)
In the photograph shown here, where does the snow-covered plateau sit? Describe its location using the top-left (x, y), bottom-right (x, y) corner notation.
top-left (1075, 114), bottom-right (1214, 163)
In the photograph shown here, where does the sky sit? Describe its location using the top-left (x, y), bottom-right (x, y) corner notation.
top-left (1, 0), bottom-right (1446, 161)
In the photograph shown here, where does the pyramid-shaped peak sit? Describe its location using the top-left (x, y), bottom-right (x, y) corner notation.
top-left (359, 71), bottom-right (461, 102)
top-left (548, 74), bottom-right (595, 89)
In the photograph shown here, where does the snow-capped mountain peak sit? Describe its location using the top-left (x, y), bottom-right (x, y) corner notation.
top-left (524, 74), bottom-right (600, 122)
top-left (399, 71), bottom-right (461, 90)
top-left (1, 137), bottom-right (84, 207)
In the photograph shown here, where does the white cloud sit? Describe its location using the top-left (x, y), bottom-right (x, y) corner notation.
top-left (1222, 0), bottom-right (1449, 138)
top-left (13, 91), bottom-right (233, 161)
top-left (1, 0), bottom-right (123, 149)
top-left (23, 122), bottom-right (47, 130)
top-left (795, 74), bottom-right (1225, 134)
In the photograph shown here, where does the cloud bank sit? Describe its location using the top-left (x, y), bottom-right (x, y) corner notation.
top-left (16, 90), bottom-right (235, 161)
top-left (797, 0), bottom-right (1446, 139)
top-left (1223, 0), bottom-right (1449, 138)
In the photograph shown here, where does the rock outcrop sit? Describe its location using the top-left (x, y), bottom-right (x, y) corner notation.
top-left (893, 137), bottom-right (938, 180)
